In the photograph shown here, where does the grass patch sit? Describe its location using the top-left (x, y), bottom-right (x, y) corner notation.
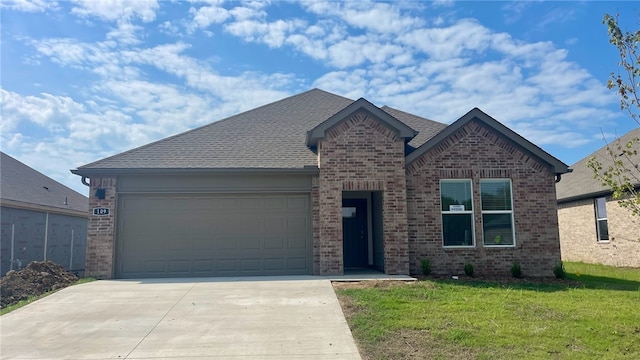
top-left (335, 262), bottom-right (640, 359)
top-left (0, 278), bottom-right (96, 316)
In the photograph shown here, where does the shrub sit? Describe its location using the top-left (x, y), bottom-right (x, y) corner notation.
top-left (511, 262), bottom-right (523, 278)
top-left (464, 263), bottom-right (474, 277)
top-left (420, 258), bottom-right (431, 276)
top-left (553, 262), bottom-right (566, 279)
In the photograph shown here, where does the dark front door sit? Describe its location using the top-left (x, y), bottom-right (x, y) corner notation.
top-left (342, 198), bottom-right (368, 268)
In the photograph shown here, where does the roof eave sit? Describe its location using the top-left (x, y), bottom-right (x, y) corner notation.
top-left (0, 198), bottom-right (89, 217)
top-left (557, 182), bottom-right (640, 203)
top-left (71, 166), bottom-right (320, 177)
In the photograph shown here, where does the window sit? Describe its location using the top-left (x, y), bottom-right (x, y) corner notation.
top-left (594, 197), bottom-right (609, 241)
top-left (480, 179), bottom-right (515, 246)
top-left (440, 180), bottom-right (474, 247)
top-left (342, 207), bottom-right (357, 218)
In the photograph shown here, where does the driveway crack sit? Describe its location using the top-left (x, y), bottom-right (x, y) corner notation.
top-left (123, 282), bottom-right (197, 359)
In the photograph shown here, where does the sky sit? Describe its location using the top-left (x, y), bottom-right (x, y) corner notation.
top-left (1, 0), bottom-right (639, 196)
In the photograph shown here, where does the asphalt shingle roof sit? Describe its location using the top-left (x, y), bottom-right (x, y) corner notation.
top-left (1, 152), bottom-right (88, 213)
top-left (75, 89), bottom-right (447, 172)
top-left (556, 127), bottom-right (640, 202)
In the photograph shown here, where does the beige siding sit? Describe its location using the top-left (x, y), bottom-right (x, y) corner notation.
top-left (558, 197), bottom-right (640, 267)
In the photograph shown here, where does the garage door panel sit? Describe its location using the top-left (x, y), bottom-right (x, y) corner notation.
top-left (169, 260), bottom-right (190, 273)
top-left (117, 194), bottom-right (311, 278)
top-left (264, 236), bottom-right (284, 249)
top-left (264, 258), bottom-right (284, 271)
top-left (288, 216), bottom-right (309, 232)
top-left (241, 237), bottom-right (261, 250)
top-left (193, 260), bottom-right (214, 272)
top-left (288, 236), bottom-right (307, 249)
top-left (287, 197), bottom-right (307, 210)
top-left (264, 216), bottom-right (285, 232)
top-left (288, 258), bottom-right (308, 271)
top-left (193, 236), bottom-right (215, 250)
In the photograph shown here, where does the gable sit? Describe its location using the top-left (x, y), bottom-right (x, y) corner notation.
top-left (406, 108), bottom-right (569, 175)
top-left (306, 98), bottom-right (418, 150)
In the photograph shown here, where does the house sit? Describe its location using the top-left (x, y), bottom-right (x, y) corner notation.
top-left (71, 89), bottom-right (569, 279)
top-left (1, 152), bottom-right (88, 276)
top-left (556, 128), bottom-right (640, 268)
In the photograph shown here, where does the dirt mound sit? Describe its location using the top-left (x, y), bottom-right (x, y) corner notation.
top-left (1, 261), bottom-right (78, 308)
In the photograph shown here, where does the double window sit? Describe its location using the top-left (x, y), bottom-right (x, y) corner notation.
top-left (594, 197), bottom-right (609, 241)
top-left (440, 179), bottom-right (515, 247)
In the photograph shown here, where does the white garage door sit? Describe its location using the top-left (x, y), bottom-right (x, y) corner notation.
top-left (116, 194), bottom-right (311, 278)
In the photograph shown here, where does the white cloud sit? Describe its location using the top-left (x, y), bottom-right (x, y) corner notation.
top-left (399, 19), bottom-right (491, 60)
top-left (106, 21), bottom-right (144, 45)
top-left (71, 0), bottom-right (159, 23)
top-left (189, 4), bottom-right (230, 31)
top-left (312, 70), bottom-right (369, 99)
top-left (0, 0), bottom-right (57, 12)
top-left (303, 1), bottom-right (424, 34)
top-left (225, 18), bottom-right (305, 48)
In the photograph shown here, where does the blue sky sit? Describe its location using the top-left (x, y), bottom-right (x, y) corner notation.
top-left (1, 0), bottom-right (639, 195)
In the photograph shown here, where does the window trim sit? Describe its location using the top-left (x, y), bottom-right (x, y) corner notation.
top-left (594, 197), bottom-right (609, 242)
top-left (440, 179), bottom-right (475, 248)
top-left (480, 178), bottom-right (516, 248)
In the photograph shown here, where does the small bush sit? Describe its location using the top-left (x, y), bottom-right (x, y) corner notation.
top-left (511, 262), bottom-right (523, 278)
top-left (553, 262), bottom-right (566, 279)
top-left (464, 263), bottom-right (474, 277)
top-left (420, 258), bottom-right (431, 276)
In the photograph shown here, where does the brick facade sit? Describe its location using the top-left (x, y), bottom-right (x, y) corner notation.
top-left (85, 177), bottom-right (117, 279)
top-left (315, 111), bottom-right (409, 275)
top-left (406, 120), bottom-right (562, 277)
top-left (82, 110), bottom-right (564, 278)
top-left (558, 197), bottom-right (640, 267)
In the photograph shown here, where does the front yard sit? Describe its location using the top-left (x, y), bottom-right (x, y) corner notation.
top-left (334, 262), bottom-right (640, 359)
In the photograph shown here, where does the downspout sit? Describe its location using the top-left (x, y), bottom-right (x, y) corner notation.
top-left (10, 224), bottom-right (15, 271)
top-left (555, 173), bottom-right (562, 183)
top-left (43, 212), bottom-right (49, 261)
top-left (81, 176), bottom-right (90, 187)
top-left (70, 229), bottom-right (74, 270)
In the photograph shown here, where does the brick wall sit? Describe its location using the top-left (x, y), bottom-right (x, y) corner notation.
top-left (406, 120), bottom-right (562, 277)
top-left (316, 111), bottom-right (409, 275)
top-left (85, 177), bottom-right (117, 279)
top-left (558, 196), bottom-right (640, 267)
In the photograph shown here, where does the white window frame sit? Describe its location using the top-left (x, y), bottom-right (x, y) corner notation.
top-left (594, 197), bottom-right (609, 242)
top-left (440, 179), bottom-right (475, 248)
top-left (480, 179), bottom-right (516, 248)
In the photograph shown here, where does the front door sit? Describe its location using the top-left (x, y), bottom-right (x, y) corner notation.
top-left (342, 198), bottom-right (368, 268)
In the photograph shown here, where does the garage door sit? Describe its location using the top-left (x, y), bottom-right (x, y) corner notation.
top-left (116, 194), bottom-right (311, 278)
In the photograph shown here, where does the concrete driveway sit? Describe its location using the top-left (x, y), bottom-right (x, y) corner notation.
top-left (0, 277), bottom-right (361, 359)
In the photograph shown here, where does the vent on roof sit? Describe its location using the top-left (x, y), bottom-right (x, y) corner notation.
top-left (43, 186), bottom-right (49, 191)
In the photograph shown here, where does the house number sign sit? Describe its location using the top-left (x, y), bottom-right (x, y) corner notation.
top-left (93, 207), bottom-right (110, 216)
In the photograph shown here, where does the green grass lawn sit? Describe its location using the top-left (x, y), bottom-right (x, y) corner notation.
top-left (335, 262), bottom-right (640, 360)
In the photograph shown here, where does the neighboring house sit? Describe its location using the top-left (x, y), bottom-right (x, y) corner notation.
top-left (71, 89), bottom-right (569, 279)
top-left (557, 128), bottom-right (640, 268)
top-left (1, 152), bottom-right (89, 276)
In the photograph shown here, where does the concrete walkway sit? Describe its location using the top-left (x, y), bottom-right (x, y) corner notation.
top-left (0, 277), bottom-right (362, 359)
